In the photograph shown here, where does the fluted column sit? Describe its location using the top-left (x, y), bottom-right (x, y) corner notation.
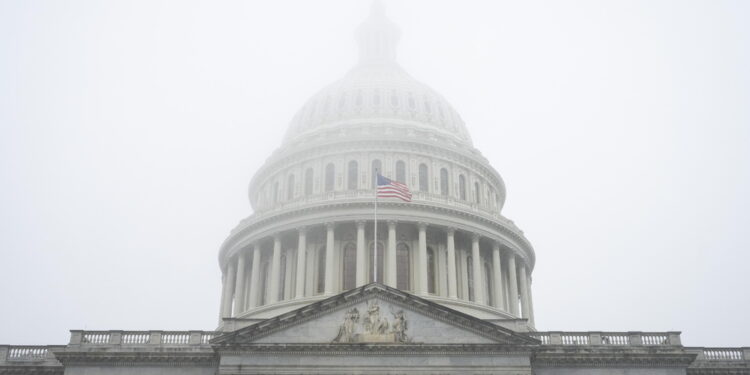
top-left (233, 250), bottom-right (248, 316)
top-left (471, 234), bottom-right (485, 304)
top-left (324, 223), bottom-right (336, 295)
top-left (221, 260), bottom-right (237, 318)
top-left (268, 236), bottom-right (282, 304)
top-left (386, 221), bottom-right (397, 287)
top-left (417, 222), bottom-right (428, 295)
top-left (491, 243), bottom-right (504, 309)
top-left (506, 251), bottom-right (519, 316)
top-left (446, 228), bottom-right (458, 299)
top-left (356, 221), bottom-right (366, 287)
top-left (295, 228), bottom-right (307, 298)
top-left (518, 262), bottom-right (531, 320)
top-left (248, 245), bottom-right (261, 308)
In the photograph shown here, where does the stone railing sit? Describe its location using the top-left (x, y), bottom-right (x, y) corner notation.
top-left (687, 347), bottom-right (749, 361)
top-left (0, 345), bottom-right (65, 365)
top-left (528, 331), bottom-right (682, 346)
top-left (244, 189), bottom-right (512, 228)
top-left (69, 330), bottom-right (219, 346)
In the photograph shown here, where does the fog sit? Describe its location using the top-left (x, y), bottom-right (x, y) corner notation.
top-left (1, 0), bottom-right (748, 347)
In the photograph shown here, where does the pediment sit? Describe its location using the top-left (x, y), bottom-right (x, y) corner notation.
top-left (212, 283), bottom-right (538, 347)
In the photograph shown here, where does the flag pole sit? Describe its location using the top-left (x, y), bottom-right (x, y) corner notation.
top-left (374, 170), bottom-right (378, 284)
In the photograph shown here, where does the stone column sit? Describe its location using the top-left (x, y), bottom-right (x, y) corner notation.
top-left (295, 227), bottom-right (307, 298)
top-left (233, 250), bottom-right (248, 316)
top-left (218, 272), bottom-right (227, 323)
top-left (268, 235), bottom-right (282, 304)
top-left (471, 234), bottom-right (485, 304)
top-left (356, 221), bottom-right (366, 287)
top-left (446, 228), bottom-right (458, 299)
top-left (506, 251), bottom-right (519, 316)
top-left (518, 263), bottom-right (531, 320)
top-left (417, 222), bottom-right (428, 295)
top-left (221, 260), bottom-right (236, 318)
top-left (248, 245), bottom-right (261, 308)
top-left (386, 220), bottom-right (397, 287)
top-left (492, 243), bottom-right (504, 309)
top-left (527, 274), bottom-right (536, 327)
top-left (324, 222), bottom-right (336, 295)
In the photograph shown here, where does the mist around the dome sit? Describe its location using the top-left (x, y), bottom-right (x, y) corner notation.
top-left (1, 0), bottom-right (749, 348)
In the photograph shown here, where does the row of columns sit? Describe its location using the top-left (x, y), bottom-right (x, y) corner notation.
top-left (219, 222), bottom-right (535, 326)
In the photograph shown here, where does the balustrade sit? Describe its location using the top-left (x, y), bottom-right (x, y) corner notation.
top-left (69, 330), bottom-right (218, 346)
top-left (533, 331), bottom-right (682, 347)
top-left (7, 347), bottom-right (48, 360)
top-left (703, 348), bottom-right (745, 361)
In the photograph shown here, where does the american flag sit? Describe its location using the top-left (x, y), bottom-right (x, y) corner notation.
top-left (376, 174), bottom-right (412, 202)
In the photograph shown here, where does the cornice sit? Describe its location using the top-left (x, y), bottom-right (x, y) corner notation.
top-left (531, 348), bottom-right (697, 368)
top-left (52, 351), bottom-right (217, 367)
top-left (216, 343), bottom-right (535, 356)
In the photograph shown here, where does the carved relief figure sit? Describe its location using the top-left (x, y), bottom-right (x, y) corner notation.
top-left (390, 310), bottom-right (408, 343)
top-left (364, 300), bottom-right (389, 334)
top-left (332, 307), bottom-right (360, 343)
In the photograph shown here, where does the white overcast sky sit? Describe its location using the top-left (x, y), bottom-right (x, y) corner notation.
top-left (1, 0), bottom-right (748, 347)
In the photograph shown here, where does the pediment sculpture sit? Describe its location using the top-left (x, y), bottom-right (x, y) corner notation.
top-left (332, 300), bottom-right (410, 344)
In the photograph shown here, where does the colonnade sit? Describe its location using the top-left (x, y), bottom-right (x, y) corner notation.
top-left (219, 221), bottom-right (534, 326)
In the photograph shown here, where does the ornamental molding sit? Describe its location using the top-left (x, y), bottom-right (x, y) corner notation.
top-left (216, 343), bottom-right (534, 356)
top-left (0, 366), bottom-right (63, 375)
top-left (211, 283), bottom-right (539, 347)
top-left (51, 351), bottom-right (217, 367)
top-left (531, 349), bottom-right (697, 368)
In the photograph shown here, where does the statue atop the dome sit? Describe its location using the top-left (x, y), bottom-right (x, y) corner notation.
top-left (356, 0), bottom-right (401, 65)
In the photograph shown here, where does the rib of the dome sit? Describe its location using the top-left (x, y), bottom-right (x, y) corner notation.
top-left (283, 64), bottom-right (473, 146)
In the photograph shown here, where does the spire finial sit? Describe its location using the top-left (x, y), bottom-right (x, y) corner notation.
top-left (356, 0), bottom-right (401, 65)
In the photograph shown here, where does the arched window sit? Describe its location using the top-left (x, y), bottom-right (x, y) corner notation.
top-left (396, 160), bottom-right (406, 183)
top-left (279, 254), bottom-right (287, 301)
top-left (474, 182), bottom-right (481, 204)
top-left (369, 242), bottom-right (384, 283)
top-left (484, 261), bottom-right (493, 306)
top-left (467, 256), bottom-right (475, 302)
top-left (304, 168), bottom-right (313, 195)
top-left (459, 174), bottom-right (466, 200)
top-left (325, 163), bottom-right (335, 192)
top-left (396, 243), bottom-right (410, 290)
top-left (273, 182), bottom-right (279, 204)
top-left (316, 247), bottom-right (326, 294)
top-left (347, 161), bottom-right (358, 190)
top-left (427, 247), bottom-right (436, 294)
top-left (259, 260), bottom-right (269, 306)
top-left (418, 164), bottom-right (428, 192)
top-left (287, 174), bottom-right (295, 200)
top-left (342, 243), bottom-right (356, 290)
top-left (371, 159), bottom-right (382, 188)
top-left (439, 168), bottom-right (449, 196)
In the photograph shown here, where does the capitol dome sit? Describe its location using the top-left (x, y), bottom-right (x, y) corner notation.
top-left (284, 1), bottom-right (472, 147)
top-left (218, 2), bottom-right (536, 332)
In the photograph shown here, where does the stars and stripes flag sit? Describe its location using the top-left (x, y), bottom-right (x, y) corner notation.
top-left (376, 174), bottom-right (412, 202)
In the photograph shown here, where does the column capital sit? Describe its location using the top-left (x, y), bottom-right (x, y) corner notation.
top-left (417, 222), bottom-right (428, 230)
top-left (492, 241), bottom-right (501, 251)
top-left (356, 220), bottom-right (366, 229)
top-left (387, 220), bottom-right (397, 229)
top-left (471, 233), bottom-right (481, 242)
top-left (296, 226), bottom-right (308, 234)
top-left (325, 222), bottom-right (335, 230)
top-left (446, 227), bottom-right (456, 235)
top-left (273, 233), bottom-right (282, 242)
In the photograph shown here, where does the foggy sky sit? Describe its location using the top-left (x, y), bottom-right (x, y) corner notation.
top-left (1, 0), bottom-right (749, 347)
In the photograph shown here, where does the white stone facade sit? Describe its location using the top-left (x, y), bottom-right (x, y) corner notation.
top-left (216, 1), bottom-right (535, 327)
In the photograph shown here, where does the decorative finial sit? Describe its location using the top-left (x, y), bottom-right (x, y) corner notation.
top-left (355, 0), bottom-right (401, 65)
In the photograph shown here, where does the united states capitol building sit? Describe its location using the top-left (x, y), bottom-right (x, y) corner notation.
top-left (2, 3), bottom-right (748, 375)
